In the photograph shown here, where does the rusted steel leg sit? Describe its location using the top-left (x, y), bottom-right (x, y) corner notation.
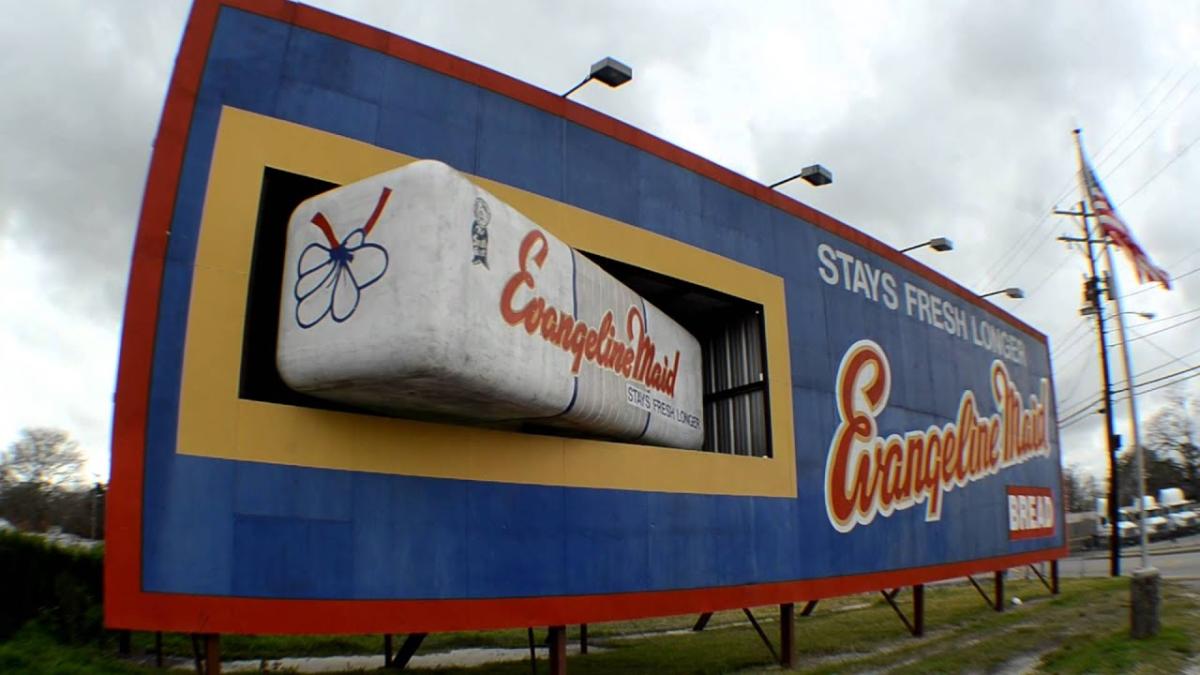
top-left (913, 584), bottom-right (925, 637)
top-left (527, 627), bottom-right (537, 675)
top-left (692, 612), bottom-right (713, 631)
top-left (742, 608), bottom-right (779, 663)
top-left (547, 626), bottom-right (567, 675)
top-left (204, 634), bottom-right (221, 675)
top-left (994, 570), bottom-right (1005, 612)
top-left (780, 603), bottom-right (795, 668)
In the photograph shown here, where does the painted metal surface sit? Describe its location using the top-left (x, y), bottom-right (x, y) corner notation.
top-left (277, 161), bottom-right (704, 449)
top-left (105, 0), bottom-right (1066, 634)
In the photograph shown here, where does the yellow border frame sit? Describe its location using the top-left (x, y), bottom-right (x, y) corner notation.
top-left (177, 107), bottom-right (796, 497)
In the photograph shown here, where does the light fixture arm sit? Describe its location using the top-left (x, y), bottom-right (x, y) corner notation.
top-left (561, 77), bottom-right (592, 98)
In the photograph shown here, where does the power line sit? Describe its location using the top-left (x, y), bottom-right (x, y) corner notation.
top-left (1094, 64), bottom-right (1191, 166)
top-left (1123, 313), bottom-right (1200, 343)
top-left (1056, 343), bottom-right (1200, 427)
top-left (1103, 306), bottom-right (1200, 334)
top-left (1125, 344), bottom-right (1200, 380)
top-left (1051, 319), bottom-right (1092, 358)
top-left (1120, 263), bottom-right (1200, 300)
top-left (973, 71), bottom-right (1179, 291)
top-left (1058, 367), bottom-right (1200, 430)
top-left (1016, 249), bottom-right (1078, 306)
top-left (1054, 350), bottom-right (1095, 415)
top-left (1097, 67), bottom-right (1200, 179)
top-left (1121, 129), bottom-right (1200, 205)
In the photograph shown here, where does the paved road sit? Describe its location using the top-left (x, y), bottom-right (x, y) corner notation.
top-left (1058, 533), bottom-right (1200, 582)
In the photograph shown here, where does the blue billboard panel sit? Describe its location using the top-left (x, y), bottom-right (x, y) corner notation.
top-left (105, 0), bottom-right (1063, 634)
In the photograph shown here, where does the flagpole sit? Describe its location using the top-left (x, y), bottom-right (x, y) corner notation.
top-left (1103, 250), bottom-right (1151, 570)
top-left (1073, 129), bottom-right (1162, 639)
top-left (1072, 129), bottom-right (1122, 577)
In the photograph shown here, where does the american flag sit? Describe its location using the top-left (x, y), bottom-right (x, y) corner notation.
top-left (1080, 160), bottom-right (1171, 289)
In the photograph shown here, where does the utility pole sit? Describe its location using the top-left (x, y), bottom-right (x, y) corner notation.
top-left (1056, 199), bottom-right (1121, 577)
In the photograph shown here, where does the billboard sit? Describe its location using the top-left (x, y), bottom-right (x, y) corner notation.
top-left (106, 0), bottom-right (1065, 635)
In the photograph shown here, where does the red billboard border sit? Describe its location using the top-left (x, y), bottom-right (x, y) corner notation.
top-left (105, 0), bottom-right (1065, 633)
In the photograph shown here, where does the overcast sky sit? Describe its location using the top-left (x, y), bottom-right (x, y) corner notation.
top-left (3, 0), bottom-right (1199, 483)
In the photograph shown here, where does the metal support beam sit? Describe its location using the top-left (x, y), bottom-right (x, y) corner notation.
top-left (800, 600), bottom-right (819, 617)
top-left (967, 575), bottom-right (994, 608)
top-left (1051, 560), bottom-right (1060, 595)
top-left (547, 626), bottom-right (567, 675)
top-left (692, 612), bottom-right (713, 632)
top-left (390, 633), bottom-right (426, 670)
top-left (579, 624), bottom-right (588, 655)
top-left (384, 634), bottom-right (393, 666)
top-left (1029, 563), bottom-right (1053, 594)
top-left (155, 632), bottom-right (163, 669)
top-left (880, 588), bottom-right (918, 636)
top-left (191, 634), bottom-right (203, 674)
top-left (742, 608), bottom-right (779, 664)
top-left (118, 630), bottom-right (131, 656)
top-left (780, 603), bottom-right (795, 669)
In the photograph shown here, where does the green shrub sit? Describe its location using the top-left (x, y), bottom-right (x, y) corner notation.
top-left (0, 530), bottom-right (103, 642)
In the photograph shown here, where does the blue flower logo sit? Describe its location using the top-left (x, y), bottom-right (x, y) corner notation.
top-left (294, 187), bottom-right (392, 329)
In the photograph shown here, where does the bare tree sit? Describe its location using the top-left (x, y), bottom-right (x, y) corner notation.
top-left (1, 427), bottom-right (84, 488)
top-left (1144, 387), bottom-right (1200, 500)
top-left (0, 428), bottom-right (86, 531)
top-left (1063, 463), bottom-right (1099, 512)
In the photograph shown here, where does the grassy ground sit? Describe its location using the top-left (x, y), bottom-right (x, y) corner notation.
top-left (2, 577), bottom-right (1198, 673)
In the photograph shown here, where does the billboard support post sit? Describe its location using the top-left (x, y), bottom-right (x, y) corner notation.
top-left (383, 634), bottom-right (392, 667)
top-left (547, 626), bottom-right (567, 675)
top-left (526, 628), bottom-right (536, 673)
top-left (993, 571), bottom-right (1005, 612)
top-left (691, 613), bottom-right (713, 632)
top-left (1051, 560), bottom-right (1060, 595)
top-left (205, 634), bottom-right (221, 675)
top-left (913, 585), bottom-right (925, 637)
top-left (780, 603), bottom-right (795, 668)
top-left (579, 624), bottom-right (588, 655)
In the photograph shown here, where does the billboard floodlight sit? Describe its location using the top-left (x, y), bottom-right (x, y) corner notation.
top-left (563, 57), bottom-right (633, 97)
top-left (981, 287), bottom-right (1024, 299)
top-left (768, 164), bottom-right (833, 189)
top-left (899, 237), bottom-right (954, 254)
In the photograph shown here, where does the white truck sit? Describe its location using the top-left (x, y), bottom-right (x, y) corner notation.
top-left (1093, 498), bottom-right (1138, 547)
top-left (1158, 488), bottom-right (1199, 536)
top-left (1125, 495), bottom-right (1169, 541)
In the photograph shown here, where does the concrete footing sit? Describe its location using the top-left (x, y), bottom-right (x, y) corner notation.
top-left (1130, 567), bottom-right (1160, 639)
